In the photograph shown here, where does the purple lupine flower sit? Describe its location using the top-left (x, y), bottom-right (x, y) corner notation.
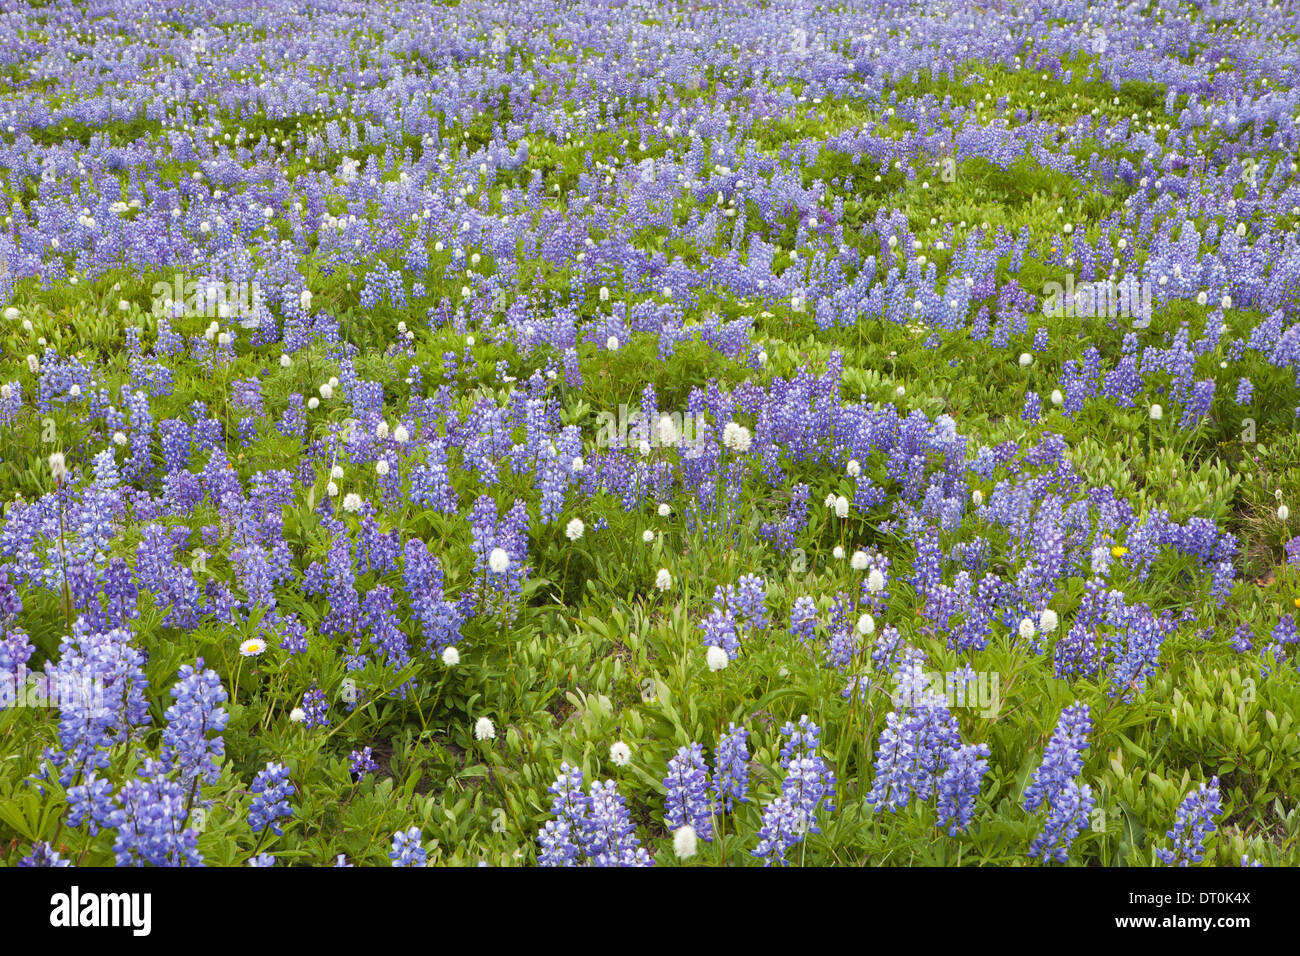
top-left (752, 796), bottom-right (808, 866)
top-left (753, 716), bottom-right (837, 865)
top-left (538, 762), bottom-right (590, 867)
top-left (663, 743), bottom-right (714, 841)
top-left (1229, 625), bottom-right (1253, 653)
top-left (1028, 779), bottom-right (1095, 864)
top-left (349, 747), bottom-right (378, 781)
top-left (584, 779), bottom-right (653, 867)
top-left (700, 606), bottom-right (740, 659)
top-left (936, 743), bottom-right (992, 835)
top-left (18, 841), bottom-right (70, 867)
top-left (248, 762), bottom-right (295, 836)
top-left (160, 661), bottom-right (228, 788)
top-left (734, 574), bottom-right (769, 629)
top-left (1023, 703), bottom-right (1092, 812)
top-left (301, 685), bottom-right (330, 728)
top-left (868, 650), bottom-right (960, 811)
top-left (1023, 703), bottom-right (1094, 863)
top-left (390, 827), bottom-right (426, 867)
top-left (789, 596), bottom-right (819, 641)
top-left (1155, 777), bottom-right (1222, 866)
top-left (712, 723), bottom-right (751, 812)
top-left (109, 761), bottom-right (204, 867)
top-left (66, 772), bottom-right (117, 836)
top-left (43, 622), bottom-right (151, 786)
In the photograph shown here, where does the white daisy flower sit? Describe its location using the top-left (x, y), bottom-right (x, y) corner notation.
top-left (239, 637), bottom-right (267, 657)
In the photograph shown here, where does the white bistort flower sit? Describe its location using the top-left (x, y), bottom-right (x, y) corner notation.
top-left (488, 547), bottom-right (510, 573)
top-left (866, 568), bottom-right (885, 593)
top-left (473, 717), bottom-right (496, 741)
top-left (441, 646), bottom-right (460, 666)
top-left (609, 741), bottom-right (632, 766)
top-left (722, 421), bottom-right (751, 453)
top-left (655, 568), bottom-right (672, 591)
top-left (1018, 618), bottom-right (1036, 641)
top-left (657, 415), bottom-right (678, 446)
top-left (851, 550), bottom-right (869, 570)
top-left (706, 646), bottom-right (729, 672)
top-left (565, 518), bottom-right (585, 541)
top-left (1040, 609), bottom-right (1059, 633)
top-left (673, 824), bottom-right (698, 860)
top-left (342, 493), bottom-right (362, 513)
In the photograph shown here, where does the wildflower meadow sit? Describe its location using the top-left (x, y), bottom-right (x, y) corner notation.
top-left (0, 0), bottom-right (1299, 890)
